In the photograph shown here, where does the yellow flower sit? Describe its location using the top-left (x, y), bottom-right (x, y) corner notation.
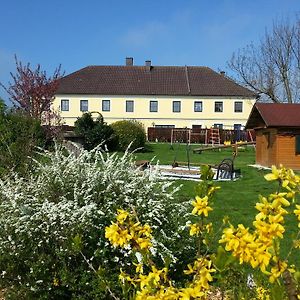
top-left (136, 237), bottom-right (152, 249)
top-left (191, 196), bottom-right (213, 217)
top-left (116, 209), bottom-right (129, 224)
top-left (138, 223), bottom-right (152, 237)
top-left (119, 269), bottom-right (135, 284)
top-left (189, 223), bottom-right (200, 236)
top-left (207, 186), bottom-right (220, 196)
top-left (269, 193), bottom-right (290, 207)
top-left (293, 239), bottom-right (300, 249)
top-left (105, 223), bottom-right (120, 244)
top-left (264, 165), bottom-right (280, 181)
top-left (294, 205), bottom-right (300, 226)
top-left (269, 260), bottom-right (287, 283)
top-left (254, 220), bottom-right (285, 241)
top-left (205, 222), bottom-right (213, 233)
top-left (134, 263), bottom-right (144, 274)
top-left (53, 277), bottom-right (59, 287)
top-left (252, 244), bottom-right (272, 272)
top-left (105, 223), bottom-right (132, 247)
top-left (179, 286), bottom-right (205, 300)
top-left (184, 263), bottom-right (195, 275)
top-left (255, 197), bottom-right (272, 220)
top-left (256, 286), bottom-right (270, 300)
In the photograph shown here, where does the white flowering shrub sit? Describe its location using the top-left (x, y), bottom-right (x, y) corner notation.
top-left (0, 145), bottom-right (187, 299)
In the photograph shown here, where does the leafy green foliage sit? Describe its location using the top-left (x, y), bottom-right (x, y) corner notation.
top-left (74, 112), bottom-right (117, 151)
top-left (0, 100), bottom-right (45, 176)
top-left (111, 120), bottom-right (146, 151)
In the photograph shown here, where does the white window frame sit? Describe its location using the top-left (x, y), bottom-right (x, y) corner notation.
top-left (61, 99), bottom-right (69, 111)
top-left (80, 100), bottom-right (88, 112)
top-left (172, 101), bottom-right (181, 113)
top-left (126, 100), bottom-right (134, 112)
top-left (150, 100), bottom-right (158, 112)
top-left (102, 99), bottom-right (110, 112)
top-left (234, 101), bottom-right (243, 113)
top-left (214, 101), bottom-right (223, 112)
top-left (194, 101), bottom-right (203, 112)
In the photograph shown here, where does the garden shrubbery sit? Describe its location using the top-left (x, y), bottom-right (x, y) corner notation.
top-left (0, 144), bottom-right (299, 298)
top-left (110, 120), bottom-right (146, 151)
top-left (0, 145), bottom-right (187, 299)
top-left (0, 99), bottom-right (46, 177)
top-left (74, 112), bottom-right (118, 151)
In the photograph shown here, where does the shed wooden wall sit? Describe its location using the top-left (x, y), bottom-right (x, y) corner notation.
top-left (256, 129), bottom-right (300, 170)
top-left (276, 135), bottom-right (300, 170)
top-left (256, 129), bottom-right (278, 167)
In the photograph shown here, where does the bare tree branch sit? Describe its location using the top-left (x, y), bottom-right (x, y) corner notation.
top-left (228, 16), bottom-right (300, 103)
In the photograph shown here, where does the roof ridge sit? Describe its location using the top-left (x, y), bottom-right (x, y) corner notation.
top-left (84, 65), bottom-right (211, 68)
top-left (185, 66), bottom-right (191, 94)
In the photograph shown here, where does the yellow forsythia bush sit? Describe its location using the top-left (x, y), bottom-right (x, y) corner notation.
top-left (105, 165), bottom-right (300, 299)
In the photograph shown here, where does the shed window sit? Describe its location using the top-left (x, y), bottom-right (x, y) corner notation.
top-left (296, 135), bottom-right (300, 155)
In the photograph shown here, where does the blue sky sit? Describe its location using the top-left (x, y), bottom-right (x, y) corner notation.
top-left (1, 0), bottom-right (299, 103)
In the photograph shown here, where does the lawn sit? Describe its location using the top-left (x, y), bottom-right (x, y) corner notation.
top-left (132, 142), bottom-right (299, 266)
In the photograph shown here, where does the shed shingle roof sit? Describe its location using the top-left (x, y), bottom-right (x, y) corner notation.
top-left (56, 65), bottom-right (256, 97)
top-left (246, 103), bottom-right (300, 129)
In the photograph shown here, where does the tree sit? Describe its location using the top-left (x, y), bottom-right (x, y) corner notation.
top-left (0, 56), bottom-right (64, 118)
top-left (228, 16), bottom-right (300, 103)
top-left (74, 112), bottom-right (118, 151)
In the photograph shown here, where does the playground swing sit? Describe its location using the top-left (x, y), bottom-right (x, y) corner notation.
top-left (170, 129), bottom-right (191, 169)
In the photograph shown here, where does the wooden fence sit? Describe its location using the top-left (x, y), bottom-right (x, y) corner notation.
top-left (147, 127), bottom-right (255, 144)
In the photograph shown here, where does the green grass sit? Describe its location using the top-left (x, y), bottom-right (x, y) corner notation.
top-left (132, 142), bottom-right (299, 266)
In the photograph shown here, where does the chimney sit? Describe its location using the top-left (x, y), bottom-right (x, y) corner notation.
top-left (145, 60), bottom-right (151, 67)
top-left (126, 57), bottom-right (133, 66)
top-left (220, 71), bottom-right (225, 76)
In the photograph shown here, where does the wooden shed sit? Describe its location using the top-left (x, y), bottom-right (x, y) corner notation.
top-left (246, 103), bottom-right (300, 170)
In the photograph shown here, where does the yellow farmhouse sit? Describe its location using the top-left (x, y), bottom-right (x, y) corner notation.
top-left (53, 58), bottom-right (257, 131)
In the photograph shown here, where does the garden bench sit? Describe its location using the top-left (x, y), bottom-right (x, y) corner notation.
top-left (216, 158), bottom-right (240, 180)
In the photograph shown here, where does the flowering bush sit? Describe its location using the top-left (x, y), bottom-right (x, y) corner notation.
top-left (220, 165), bottom-right (300, 299)
top-left (103, 165), bottom-right (219, 299)
top-left (104, 165), bottom-right (300, 299)
top-left (0, 145), bottom-right (186, 299)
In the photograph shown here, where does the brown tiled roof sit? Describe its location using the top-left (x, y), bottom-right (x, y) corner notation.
top-left (56, 65), bottom-right (256, 97)
top-left (246, 103), bottom-right (300, 129)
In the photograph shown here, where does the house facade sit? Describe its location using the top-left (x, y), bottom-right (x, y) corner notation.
top-left (246, 103), bottom-right (300, 170)
top-left (53, 58), bottom-right (257, 130)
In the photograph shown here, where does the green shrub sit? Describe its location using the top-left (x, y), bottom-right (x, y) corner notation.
top-left (74, 112), bottom-right (118, 151)
top-left (111, 120), bottom-right (146, 151)
top-left (0, 103), bottom-right (45, 176)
